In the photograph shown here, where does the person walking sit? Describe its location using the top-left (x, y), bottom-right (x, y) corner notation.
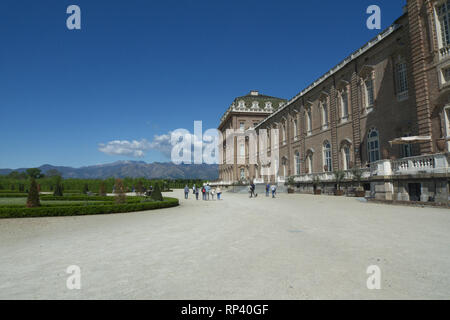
top-left (202, 185), bottom-right (206, 200)
top-left (266, 183), bottom-right (270, 197)
top-left (271, 184), bottom-right (277, 198)
top-left (192, 184), bottom-right (196, 195)
top-left (206, 184), bottom-right (211, 200)
top-left (251, 182), bottom-right (257, 198)
top-left (216, 187), bottom-right (222, 200)
top-left (211, 187), bottom-right (216, 200)
top-left (195, 186), bottom-right (199, 200)
top-left (184, 185), bottom-right (189, 199)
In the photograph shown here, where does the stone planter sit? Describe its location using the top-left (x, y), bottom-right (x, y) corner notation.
top-left (355, 190), bottom-right (365, 197)
top-left (288, 188), bottom-right (295, 194)
top-left (334, 190), bottom-right (344, 196)
top-left (314, 189), bottom-right (322, 195)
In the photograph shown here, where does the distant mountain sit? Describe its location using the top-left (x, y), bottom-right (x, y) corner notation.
top-left (0, 161), bottom-right (219, 180)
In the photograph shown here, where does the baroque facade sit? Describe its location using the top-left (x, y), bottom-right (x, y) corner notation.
top-left (218, 0), bottom-right (450, 203)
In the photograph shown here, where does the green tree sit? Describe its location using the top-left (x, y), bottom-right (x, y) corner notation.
top-left (53, 176), bottom-right (64, 196)
top-left (98, 182), bottom-right (107, 196)
top-left (136, 180), bottom-right (144, 195)
top-left (115, 179), bottom-right (126, 204)
top-left (26, 178), bottom-right (41, 208)
top-left (83, 183), bottom-right (89, 195)
top-left (26, 168), bottom-right (44, 179)
top-left (151, 183), bottom-right (163, 201)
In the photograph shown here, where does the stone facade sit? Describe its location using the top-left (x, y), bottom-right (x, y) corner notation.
top-left (217, 1), bottom-right (450, 204)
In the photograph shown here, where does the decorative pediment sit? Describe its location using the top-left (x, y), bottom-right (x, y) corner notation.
top-left (336, 79), bottom-right (349, 90)
top-left (359, 65), bottom-right (375, 78)
top-left (339, 138), bottom-right (352, 149)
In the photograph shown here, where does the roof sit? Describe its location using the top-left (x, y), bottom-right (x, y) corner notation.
top-left (255, 21), bottom-right (402, 129)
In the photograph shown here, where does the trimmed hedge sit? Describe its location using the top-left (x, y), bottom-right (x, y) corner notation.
top-left (0, 193), bottom-right (28, 198)
top-left (0, 197), bottom-right (179, 218)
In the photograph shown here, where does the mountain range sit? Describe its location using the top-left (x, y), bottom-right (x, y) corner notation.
top-left (0, 161), bottom-right (219, 180)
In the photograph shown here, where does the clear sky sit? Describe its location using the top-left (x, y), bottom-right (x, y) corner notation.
top-left (0, 0), bottom-right (406, 168)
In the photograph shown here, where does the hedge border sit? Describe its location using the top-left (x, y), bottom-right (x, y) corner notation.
top-left (0, 193), bottom-right (28, 198)
top-left (0, 197), bottom-right (179, 218)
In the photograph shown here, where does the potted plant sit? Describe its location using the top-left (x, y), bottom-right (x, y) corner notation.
top-left (287, 176), bottom-right (295, 193)
top-left (351, 167), bottom-right (365, 197)
top-left (333, 170), bottom-right (345, 196)
top-left (312, 176), bottom-right (321, 195)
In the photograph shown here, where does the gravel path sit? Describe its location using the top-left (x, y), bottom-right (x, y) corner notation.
top-left (0, 190), bottom-right (449, 299)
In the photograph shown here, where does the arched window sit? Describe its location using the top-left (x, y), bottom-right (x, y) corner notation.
top-left (240, 168), bottom-right (245, 180)
top-left (395, 58), bottom-right (408, 100)
top-left (367, 128), bottom-right (380, 163)
top-left (306, 108), bottom-right (312, 135)
top-left (323, 141), bottom-right (332, 172)
top-left (364, 78), bottom-right (374, 110)
top-left (340, 87), bottom-right (349, 121)
top-left (295, 151), bottom-right (301, 175)
top-left (293, 118), bottom-right (298, 140)
top-left (342, 146), bottom-right (351, 170)
top-left (321, 100), bottom-right (329, 130)
top-left (306, 153), bottom-right (313, 174)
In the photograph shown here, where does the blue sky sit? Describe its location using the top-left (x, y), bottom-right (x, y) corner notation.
top-left (0, 0), bottom-right (405, 168)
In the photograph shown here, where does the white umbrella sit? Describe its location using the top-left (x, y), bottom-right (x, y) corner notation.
top-left (389, 136), bottom-right (431, 146)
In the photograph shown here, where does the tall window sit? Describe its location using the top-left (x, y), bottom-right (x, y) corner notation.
top-left (306, 109), bottom-right (312, 135)
top-left (323, 141), bottom-right (332, 172)
top-left (240, 168), bottom-right (245, 180)
top-left (365, 78), bottom-right (374, 110)
top-left (293, 119), bottom-right (298, 140)
top-left (282, 123), bottom-right (286, 144)
top-left (342, 146), bottom-right (351, 170)
top-left (321, 100), bottom-right (329, 129)
top-left (240, 143), bottom-right (245, 156)
top-left (307, 154), bottom-right (313, 174)
top-left (367, 129), bottom-right (380, 163)
top-left (437, 1), bottom-right (450, 48)
top-left (340, 88), bottom-right (349, 120)
top-left (295, 151), bottom-right (301, 175)
top-left (396, 61), bottom-right (408, 100)
top-left (240, 121), bottom-right (245, 131)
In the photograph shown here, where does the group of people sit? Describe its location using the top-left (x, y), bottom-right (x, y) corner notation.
top-left (184, 184), bottom-right (222, 201)
top-left (250, 183), bottom-right (277, 198)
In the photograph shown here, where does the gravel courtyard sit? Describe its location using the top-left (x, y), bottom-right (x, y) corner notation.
top-left (0, 190), bottom-right (449, 300)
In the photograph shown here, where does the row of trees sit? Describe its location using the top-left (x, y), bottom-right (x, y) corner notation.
top-left (0, 169), bottom-right (206, 193)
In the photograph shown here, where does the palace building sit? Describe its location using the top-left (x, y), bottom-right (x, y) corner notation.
top-left (217, 0), bottom-right (450, 203)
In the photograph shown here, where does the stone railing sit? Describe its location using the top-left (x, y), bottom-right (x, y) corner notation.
top-left (391, 154), bottom-right (449, 174)
top-left (291, 154), bottom-right (449, 184)
top-left (440, 45), bottom-right (450, 59)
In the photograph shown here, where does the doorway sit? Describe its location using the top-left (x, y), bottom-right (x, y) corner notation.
top-left (408, 183), bottom-right (421, 202)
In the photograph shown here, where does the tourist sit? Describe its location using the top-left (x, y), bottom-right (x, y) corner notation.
top-left (195, 186), bottom-right (199, 200)
top-left (211, 187), bottom-right (216, 200)
top-left (271, 184), bottom-right (277, 198)
top-left (266, 183), bottom-right (270, 197)
top-left (206, 184), bottom-right (211, 200)
top-left (184, 185), bottom-right (189, 199)
top-left (192, 184), bottom-right (196, 194)
top-left (251, 182), bottom-right (257, 198)
top-left (202, 185), bottom-right (206, 200)
top-left (216, 187), bottom-right (222, 200)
